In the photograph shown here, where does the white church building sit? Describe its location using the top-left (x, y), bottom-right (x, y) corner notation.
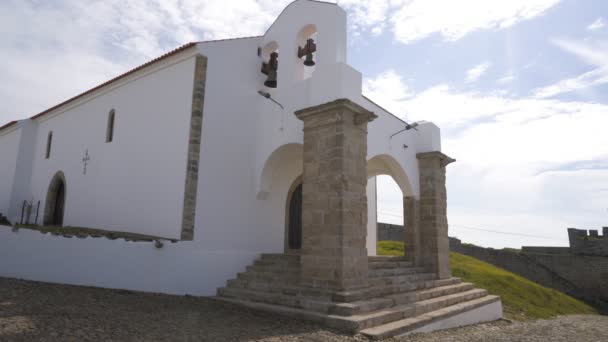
top-left (0, 1), bottom-right (501, 337)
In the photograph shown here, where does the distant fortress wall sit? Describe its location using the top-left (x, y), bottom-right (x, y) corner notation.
top-left (566, 227), bottom-right (608, 257)
top-left (377, 223), bottom-right (608, 312)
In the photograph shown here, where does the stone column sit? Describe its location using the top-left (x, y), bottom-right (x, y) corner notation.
top-left (403, 196), bottom-right (420, 264)
top-left (417, 151), bottom-right (455, 279)
top-left (295, 99), bottom-right (377, 291)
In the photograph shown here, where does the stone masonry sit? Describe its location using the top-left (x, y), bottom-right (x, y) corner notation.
top-left (567, 228), bottom-right (608, 257)
top-left (181, 54), bottom-right (208, 241)
top-left (295, 99), bottom-right (377, 291)
top-left (417, 152), bottom-right (455, 279)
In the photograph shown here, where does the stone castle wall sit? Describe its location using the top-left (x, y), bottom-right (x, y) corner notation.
top-left (568, 228), bottom-right (608, 257)
top-left (450, 237), bottom-right (608, 312)
top-left (377, 223), bottom-right (404, 242)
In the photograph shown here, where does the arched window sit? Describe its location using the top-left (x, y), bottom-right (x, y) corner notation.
top-left (45, 131), bottom-right (53, 159)
top-left (296, 24), bottom-right (318, 80)
top-left (106, 109), bottom-right (115, 143)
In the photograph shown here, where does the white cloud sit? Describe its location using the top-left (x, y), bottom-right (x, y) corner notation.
top-left (389, 0), bottom-right (561, 44)
top-left (587, 17), bottom-right (605, 31)
top-left (497, 74), bottom-right (516, 84)
top-left (533, 38), bottom-right (608, 98)
top-left (366, 69), bottom-right (608, 248)
top-left (465, 62), bottom-right (492, 83)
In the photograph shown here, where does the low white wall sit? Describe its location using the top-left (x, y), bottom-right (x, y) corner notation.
top-left (0, 228), bottom-right (256, 295)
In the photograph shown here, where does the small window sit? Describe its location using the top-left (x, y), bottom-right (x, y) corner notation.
top-left (106, 109), bottom-right (115, 143)
top-left (45, 131), bottom-right (53, 159)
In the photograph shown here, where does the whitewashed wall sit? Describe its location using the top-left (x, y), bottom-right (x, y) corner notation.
top-left (0, 127), bottom-right (21, 218)
top-left (0, 0), bottom-right (443, 296)
top-left (28, 54), bottom-right (196, 238)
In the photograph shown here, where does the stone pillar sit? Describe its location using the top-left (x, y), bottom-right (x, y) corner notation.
top-left (295, 99), bottom-right (377, 291)
top-left (417, 151), bottom-right (455, 279)
top-left (403, 196), bottom-right (420, 264)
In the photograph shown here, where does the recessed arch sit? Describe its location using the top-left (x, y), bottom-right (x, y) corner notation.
top-left (284, 175), bottom-right (303, 253)
top-left (296, 24), bottom-right (318, 80)
top-left (43, 171), bottom-right (67, 226)
top-left (257, 143), bottom-right (303, 200)
top-left (367, 154), bottom-right (414, 197)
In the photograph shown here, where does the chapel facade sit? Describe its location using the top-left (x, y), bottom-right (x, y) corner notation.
top-left (0, 1), bottom-right (501, 337)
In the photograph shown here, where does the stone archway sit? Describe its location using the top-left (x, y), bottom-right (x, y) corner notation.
top-left (43, 171), bottom-right (66, 226)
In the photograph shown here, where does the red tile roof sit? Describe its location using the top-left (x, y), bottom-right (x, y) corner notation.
top-left (0, 121), bottom-right (17, 133)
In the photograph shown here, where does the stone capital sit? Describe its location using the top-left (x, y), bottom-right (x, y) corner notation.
top-left (416, 151), bottom-right (456, 167)
top-left (294, 99), bottom-right (377, 128)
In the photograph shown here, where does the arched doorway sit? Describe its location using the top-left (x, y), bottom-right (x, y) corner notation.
top-left (44, 171), bottom-right (66, 226)
top-left (285, 177), bottom-right (303, 253)
top-left (288, 183), bottom-right (303, 250)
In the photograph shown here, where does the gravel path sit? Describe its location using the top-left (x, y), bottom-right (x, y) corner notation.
top-left (0, 277), bottom-right (606, 341)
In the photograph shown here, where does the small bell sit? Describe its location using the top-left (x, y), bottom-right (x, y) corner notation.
top-left (298, 38), bottom-right (317, 67)
top-left (261, 52), bottom-right (279, 88)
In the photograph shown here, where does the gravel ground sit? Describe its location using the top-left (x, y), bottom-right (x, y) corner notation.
top-left (0, 277), bottom-right (606, 342)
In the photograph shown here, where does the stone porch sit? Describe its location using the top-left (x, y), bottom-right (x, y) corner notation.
top-left (216, 99), bottom-right (502, 338)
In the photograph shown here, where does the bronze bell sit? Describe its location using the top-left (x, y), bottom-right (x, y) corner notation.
top-left (298, 38), bottom-right (316, 67)
top-left (261, 52), bottom-right (279, 88)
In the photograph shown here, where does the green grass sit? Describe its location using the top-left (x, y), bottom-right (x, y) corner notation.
top-left (377, 240), bottom-right (405, 256)
top-left (377, 240), bottom-right (597, 320)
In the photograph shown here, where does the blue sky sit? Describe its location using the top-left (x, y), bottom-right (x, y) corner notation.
top-left (1, 0), bottom-right (607, 248)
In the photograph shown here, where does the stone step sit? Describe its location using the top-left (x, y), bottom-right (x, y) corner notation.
top-left (368, 256), bottom-right (410, 262)
top-left (253, 259), bottom-right (300, 268)
top-left (360, 295), bottom-right (501, 340)
top-left (217, 287), bottom-right (335, 313)
top-left (369, 261), bottom-right (415, 269)
top-left (327, 288), bottom-right (489, 332)
top-left (369, 272), bottom-right (437, 287)
top-left (260, 254), bottom-right (300, 262)
top-left (330, 282), bottom-right (475, 316)
top-left (369, 267), bottom-right (426, 278)
top-left (387, 282), bottom-right (476, 305)
top-left (332, 277), bottom-right (461, 302)
top-left (246, 265), bottom-right (300, 274)
top-left (236, 271), bottom-right (299, 283)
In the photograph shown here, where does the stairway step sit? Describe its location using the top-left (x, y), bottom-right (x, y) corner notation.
top-left (260, 254), bottom-right (300, 262)
top-left (246, 265), bottom-right (300, 274)
top-left (368, 256), bottom-right (410, 262)
top-left (341, 288), bottom-right (488, 331)
top-left (331, 282), bottom-right (476, 316)
top-left (369, 261), bottom-right (415, 269)
top-left (333, 277), bottom-right (461, 302)
top-left (218, 287), bottom-right (335, 313)
top-left (237, 271), bottom-right (298, 283)
top-left (387, 283), bottom-right (475, 305)
top-left (369, 267), bottom-right (426, 278)
top-left (369, 272), bottom-right (437, 287)
top-left (360, 295), bottom-right (501, 340)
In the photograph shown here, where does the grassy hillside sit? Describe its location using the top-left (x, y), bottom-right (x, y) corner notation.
top-left (377, 240), bottom-right (597, 320)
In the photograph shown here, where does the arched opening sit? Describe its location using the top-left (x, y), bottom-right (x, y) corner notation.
top-left (285, 177), bottom-right (303, 252)
top-left (43, 171), bottom-right (66, 226)
top-left (367, 155), bottom-right (414, 257)
top-left (261, 41), bottom-right (279, 88)
top-left (296, 24), bottom-right (318, 80)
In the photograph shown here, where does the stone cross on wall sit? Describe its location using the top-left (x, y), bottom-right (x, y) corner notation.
top-left (82, 149), bottom-right (90, 175)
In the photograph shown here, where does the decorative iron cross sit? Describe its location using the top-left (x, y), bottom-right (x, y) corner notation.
top-left (82, 149), bottom-right (90, 175)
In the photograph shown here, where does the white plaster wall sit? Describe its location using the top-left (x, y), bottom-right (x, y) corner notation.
top-left (367, 177), bottom-right (377, 256)
top-left (0, 0), bottom-right (443, 296)
top-left (28, 55), bottom-right (195, 238)
top-left (0, 127), bottom-right (21, 218)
